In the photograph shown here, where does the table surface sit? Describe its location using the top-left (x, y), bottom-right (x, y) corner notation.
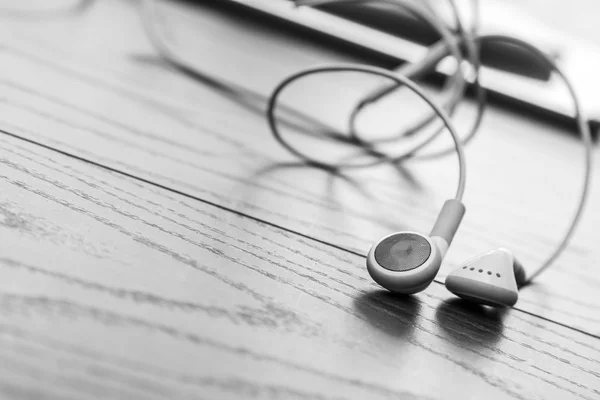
top-left (1, 1), bottom-right (600, 399)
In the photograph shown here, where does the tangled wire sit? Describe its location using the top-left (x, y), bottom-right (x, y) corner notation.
top-left (142, 0), bottom-right (592, 283)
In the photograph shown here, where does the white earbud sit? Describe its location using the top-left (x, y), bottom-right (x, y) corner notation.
top-left (367, 199), bottom-right (465, 294)
top-left (445, 248), bottom-right (526, 307)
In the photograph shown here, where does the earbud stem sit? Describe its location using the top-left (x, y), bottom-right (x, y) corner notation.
top-left (430, 199), bottom-right (466, 247)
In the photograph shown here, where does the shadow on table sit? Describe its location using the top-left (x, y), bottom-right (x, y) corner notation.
top-left (353, 292), bottom-right (507, 347)
top-left (353, 290), bottom-right (421, 339)
top-left (435, 298), bottom-right (506, 347)
top-left (133, 55), bottom-right (350, 145)
top-left (252, 160), bottom-right (422, 194)
top-left (246, 161), bottom-right (422, 232)
top-left (135, 55), bottom-right (430, 188)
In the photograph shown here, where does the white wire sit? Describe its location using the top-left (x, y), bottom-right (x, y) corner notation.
top-left (346, 0), bottom-right (486, 160)
top-left (474, 35), bottom-right (594, 284)
top-left (139, 1), bottom-right (592, 284)
top-left (295, 0), bottom-right (470, 150)
top-left (266, 64), bottom-right (468, 201)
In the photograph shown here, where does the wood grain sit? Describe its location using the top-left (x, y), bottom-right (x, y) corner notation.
top-left (2, 131), bottom-right (600, 400)
top-left (0, 0), bottom-right (598, 336)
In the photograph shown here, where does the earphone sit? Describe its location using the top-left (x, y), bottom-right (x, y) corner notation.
top-left (366, 199), bottom-right (465, 294)
top-left (142, 0), bottom-right (593, 307)
top-left (445, 248), bottom-right (526, 307)
top-left (442, 35), bottom-right (593, 307)
top-left (268, 65), bottom-right (467, 297)
top-left (264, 5), bottom-right (593, 307)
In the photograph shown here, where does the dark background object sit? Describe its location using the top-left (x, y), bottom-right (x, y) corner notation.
top-left (317, 2), bottom-right (553, 81)
top-left (184, 0), bottom-right (596, 137)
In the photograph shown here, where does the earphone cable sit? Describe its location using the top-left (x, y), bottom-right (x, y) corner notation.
top-left (266, 64), bottom-right (468, 201)
top-left (482, 35), bottom-right (594, 285)
top-left (140, 0), bottom-right (592, 284)
top-left (294, 0), bottom-right (483, 161)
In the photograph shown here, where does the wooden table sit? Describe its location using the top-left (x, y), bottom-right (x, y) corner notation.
top-left (1, 1), bottom-right (599, 399)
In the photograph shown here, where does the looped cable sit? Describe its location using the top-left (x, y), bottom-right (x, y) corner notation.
top-left (267, 64), bottom-right (468, 200)
top-left (142, 0), bottom-right (593, 284)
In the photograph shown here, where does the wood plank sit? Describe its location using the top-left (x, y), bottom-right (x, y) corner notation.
top-left (2, 130), bottom-right (600, 400)
top-left (0, 0), bottom-right (599, 336)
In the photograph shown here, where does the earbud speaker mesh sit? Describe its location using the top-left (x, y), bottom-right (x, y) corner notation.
top-left (374, 233), bottom-right (432, 272)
